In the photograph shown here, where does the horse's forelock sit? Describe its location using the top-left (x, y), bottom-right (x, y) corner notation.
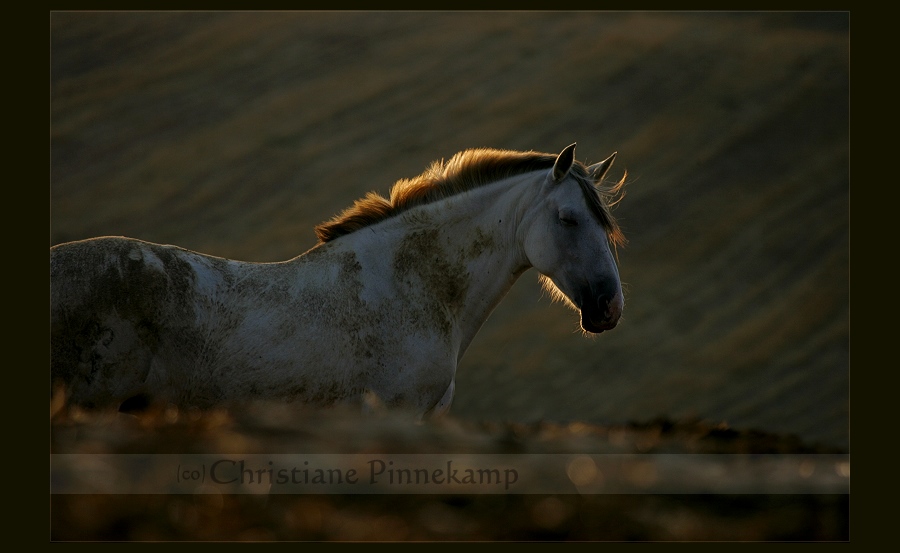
top-left (572, 165), bottom-right (627, 249)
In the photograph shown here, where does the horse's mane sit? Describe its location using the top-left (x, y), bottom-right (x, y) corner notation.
top-left (315, 148), bottom-right (626, 246)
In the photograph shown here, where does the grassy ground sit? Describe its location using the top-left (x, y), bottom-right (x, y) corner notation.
top-left (51, 401), bottom-right (848, 541)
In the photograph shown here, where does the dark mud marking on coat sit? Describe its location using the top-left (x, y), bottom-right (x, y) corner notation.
top-left (288, 250), bottom-right (387, 399)
top-left (337, 251), bottom-right (389, 376)
top-left (50, 239), bottom-right (202, 406)
top-left (393, 228), bottom-right (470, 336)
top-left (339, 251), bottom-right (363, 281)
top-left (466, 227), bottom-right (496, 259)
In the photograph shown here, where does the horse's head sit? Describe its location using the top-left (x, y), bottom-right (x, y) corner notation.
top-left (522, 143), bottom-right (625, 334)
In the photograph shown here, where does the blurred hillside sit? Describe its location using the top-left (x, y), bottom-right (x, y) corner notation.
top-left (50, 12), bottom-right (849, 448)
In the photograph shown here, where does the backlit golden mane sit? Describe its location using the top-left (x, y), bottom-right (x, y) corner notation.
top-left (315, 148), bottom-right (625, 246)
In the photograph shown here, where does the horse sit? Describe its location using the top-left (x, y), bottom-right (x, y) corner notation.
top-left (50, 143), bottom-right (626, 416)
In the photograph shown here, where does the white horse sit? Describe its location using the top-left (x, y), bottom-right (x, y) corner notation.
top-left (50, 143), bottom-right (626, 416)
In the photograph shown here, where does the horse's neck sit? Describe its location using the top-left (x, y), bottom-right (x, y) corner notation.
top-left (348, 174), bottom-right (538, 359)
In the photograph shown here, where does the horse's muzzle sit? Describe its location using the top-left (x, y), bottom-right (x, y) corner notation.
top-left (580, 293), bottom-right (623, 334)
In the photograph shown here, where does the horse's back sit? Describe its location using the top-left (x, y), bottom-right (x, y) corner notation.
top-left (51, 236), bottom-right (203, 311)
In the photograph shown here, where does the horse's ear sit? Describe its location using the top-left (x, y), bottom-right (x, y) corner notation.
top-left (587, 152), bottom-right (617, 184)
top-left (552, 143), bottom-right (577, 182)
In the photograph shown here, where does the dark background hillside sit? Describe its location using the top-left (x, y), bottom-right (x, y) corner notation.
top-left (51, 11), bottom-right (848, 449)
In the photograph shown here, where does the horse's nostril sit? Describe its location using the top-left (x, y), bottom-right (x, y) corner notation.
top-left (597, 294), bottom-right (615, 314)
top-left (596, 292), bottom-right (623, 322)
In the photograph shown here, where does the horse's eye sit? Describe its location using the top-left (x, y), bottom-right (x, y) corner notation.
top-left (559, 214), bottom-right (578, 227)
